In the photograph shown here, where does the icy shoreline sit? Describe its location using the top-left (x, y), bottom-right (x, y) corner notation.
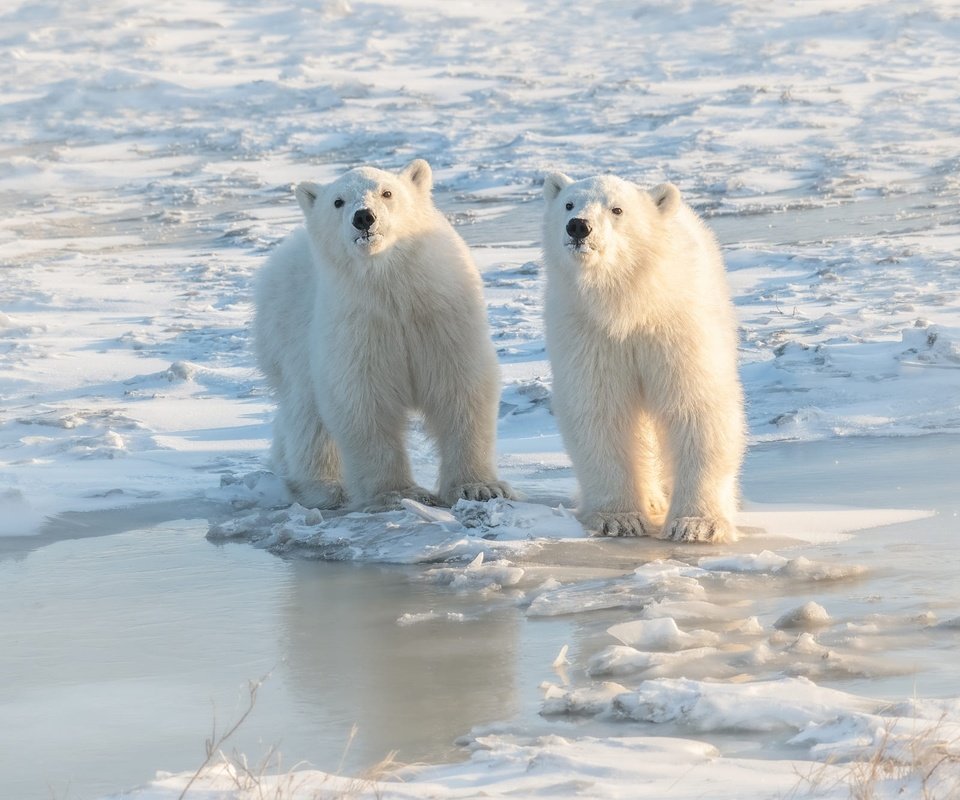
top-left (3, 0), bottom-right (960, 797)
top-left (3, 435), bottom-right (958, 799)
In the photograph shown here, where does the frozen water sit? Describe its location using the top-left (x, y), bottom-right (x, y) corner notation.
top-left (605, 617), bottom-right (720, 651)
top-left (2, 0), bottom-right (960, 798)
top-left (4, 437), bottom-right (959, 800)
top-left (774, 600), bottom-right (833, 630)
top-left (206, 497), bottom-right (585, 564)
top-left (4, 0), bottom-right (960, 537)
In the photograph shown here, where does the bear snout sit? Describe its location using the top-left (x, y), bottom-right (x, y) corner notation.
top-left (352, 208), bottom-right (377, 231)
top-left (566, 218), bottom-right (591, 241)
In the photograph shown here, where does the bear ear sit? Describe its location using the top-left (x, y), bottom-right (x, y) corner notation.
top-left (649, 183), bottom-right (681, 217)
top-left (401, 159), bottom-right (433, 193)
top-left (543, 172), bottom-right (573, 202)
top-left (295, 181), bottom-right (322, 216)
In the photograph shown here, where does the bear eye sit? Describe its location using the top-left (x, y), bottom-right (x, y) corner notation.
top-left (382, 190), bottom-right (392, 199)
top-left (611, 207), bottom-right (623, 215)
top-left (334, 198), bottom-right (344, 208)
top-left (565, 202), bottom-right (574, 211)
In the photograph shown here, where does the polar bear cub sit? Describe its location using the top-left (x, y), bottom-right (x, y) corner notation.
top-left (254, 159), bottom-right (514, 511)
top-left (542, 173), bottom-right (745, 543)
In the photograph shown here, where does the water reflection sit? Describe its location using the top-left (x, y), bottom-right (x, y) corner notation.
top-left (280, 560), bottom-right (520, 770)
top-left (0, 530), bottom-right (530, 799)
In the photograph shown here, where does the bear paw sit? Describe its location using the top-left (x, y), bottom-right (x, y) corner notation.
top-left (446, 480), bottom-right (517, 504)
top-left (664, 516), bottom-right (736, 544)
top-left (364, 485), bottom-right (441, 512)
top-left (583, 511), bottom-right (652, 538)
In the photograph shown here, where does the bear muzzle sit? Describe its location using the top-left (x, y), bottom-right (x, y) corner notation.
top-left (566, 217), bottom-right (591, 241)
top-left (352, 208), bottom-right (377, 231)
top-left (351, 207), bottom-right (384, 249)
top-left (564, 217), bottom-right (595, 253)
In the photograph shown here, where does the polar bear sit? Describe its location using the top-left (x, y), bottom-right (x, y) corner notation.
top-left (254, 159), bottom-right (514, 511)
top-left (542, 173), bottom-right (745, 543)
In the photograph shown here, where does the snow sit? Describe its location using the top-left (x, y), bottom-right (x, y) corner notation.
top-left (3, 0), bottom-right (960, 798)
top-left (98, 736), bottom-right (860, 800)
top-left (774, 601), bottom-right (834, 630)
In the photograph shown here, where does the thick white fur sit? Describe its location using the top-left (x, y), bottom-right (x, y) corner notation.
top-left (254, 159), bottom-right (513, 511)
top-left (542, 173), bottom-right (745, 543)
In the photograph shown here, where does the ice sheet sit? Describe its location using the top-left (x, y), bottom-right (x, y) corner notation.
top-left (3, 0), bottom-right (960, 798)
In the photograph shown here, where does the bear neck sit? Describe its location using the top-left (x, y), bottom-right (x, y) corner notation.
top-left (566, 241), bottom-right (680, 340)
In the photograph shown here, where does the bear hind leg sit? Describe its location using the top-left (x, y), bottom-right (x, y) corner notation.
top-left (329, 400), bottom-right (439, 511)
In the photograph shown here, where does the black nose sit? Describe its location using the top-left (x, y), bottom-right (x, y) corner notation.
top-left (352, 208), bottom-right (376, 231)
top-left (566, 218), bottom-right (591, 241)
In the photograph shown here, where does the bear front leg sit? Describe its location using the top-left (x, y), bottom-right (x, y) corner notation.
top-left (556, 393), bottom-right (656, 538)
top-left (323, 396), bottom-right (438, 512)
top-left (661, 403), bottom-right (743, 544)
top-left (427, 376), bottom-right (515, 506)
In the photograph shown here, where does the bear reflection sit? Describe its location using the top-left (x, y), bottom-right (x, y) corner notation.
top-left (280, 559), bottom-right (519, 773)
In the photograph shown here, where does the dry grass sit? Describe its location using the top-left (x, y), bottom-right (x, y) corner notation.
top-left (791, 716), bottom-right (960, 799)
top-left (175, 676), bottom-right (403, 800)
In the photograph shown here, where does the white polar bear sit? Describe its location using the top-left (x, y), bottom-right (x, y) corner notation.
top-left (542, 173), bottom-right (745, 543)
top-left (254, 159), bottom-right (514, 511)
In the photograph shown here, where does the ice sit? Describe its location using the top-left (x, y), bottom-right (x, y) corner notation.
top-left (639, 599), bottom-right (752, 623)
top-left (775, 601), bottom-right (833, 630)
top-left (423, 552), bottom-right (525, 592)
top-left (108, 734), bottom-right (906, 800)
top-left (699, 550), bottom-right (868, 581)
top-left (401, 498), bottom-right (459, 525)
top-left (526, 562), bottom-right (708, 618)
top-left (4, 0), bottom-right (960, 797)
top-left (207, 502), bottom-right (491, 564)
top-left (551, 644), bottom-right (570, 668)
top-left (215, 470), bottom-right (291, 510)
top-left (606, 618), bottom-right (720, 651)
top-left (541, 682), bottom-right (631, 718)
top-left (448, 497), bottom-right (585, 540)
top-left (396, 611), bottom-right (468, 626)
top-left (207, 493), bottom-right (590, 564)
top-left (551, 675), bottom-right (880, 733)
top-left (790, 713), bottom-right (960, 765)
top-left (698, 549), bottom-right (789, 572)
top-left (587, 646), bottom-right (719, 679)
top-left (736, 505), bottom-right (934, 545)
top-left (900, 323), bottom-right (960, 367)
top-left (2, 0), bottom-right (957, 537)
top-left (780, 556), bottom-right (868, 582)
top-left (0, 488), bottom-right (46, 537)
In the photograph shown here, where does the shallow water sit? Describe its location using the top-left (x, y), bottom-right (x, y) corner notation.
top-left (2, 434), bottom-right (959, 799)
top-left (0, 525), bottom-right (574, 799)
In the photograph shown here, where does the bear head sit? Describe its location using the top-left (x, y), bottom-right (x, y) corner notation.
top-left (295, 159), bottom-right (434, 267)
top-left (542, 172), bottom-right (681, 286)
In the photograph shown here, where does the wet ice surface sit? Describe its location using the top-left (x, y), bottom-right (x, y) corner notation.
top-left (3, 437), bottom-right (959, 799)
top-left (3, 0), bottom-right (960, 797)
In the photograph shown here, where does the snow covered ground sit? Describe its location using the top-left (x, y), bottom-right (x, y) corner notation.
top-left (2, 0), bottom-right (960, 797)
